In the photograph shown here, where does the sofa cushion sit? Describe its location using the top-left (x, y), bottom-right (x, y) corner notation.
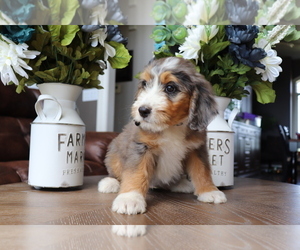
top-left (0, 117), bottom-right (32, 161)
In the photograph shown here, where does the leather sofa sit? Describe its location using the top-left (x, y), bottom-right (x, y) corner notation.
top-left (0, 83), bottom-right (117, 185)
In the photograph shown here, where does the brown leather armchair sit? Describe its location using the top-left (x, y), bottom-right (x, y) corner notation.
top-left (0, 83), bottom-right (117, 185)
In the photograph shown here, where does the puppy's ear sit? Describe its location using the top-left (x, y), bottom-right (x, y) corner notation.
top-left (188, 77), bottom-right (218, 131)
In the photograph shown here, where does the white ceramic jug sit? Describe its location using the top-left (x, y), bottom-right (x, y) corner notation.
top-left (28, 83), bottom-right (86, 189)
top-left (207, 96), bottom-right (239, 188)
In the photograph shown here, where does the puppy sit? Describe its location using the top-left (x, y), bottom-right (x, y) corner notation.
top-left (98, 57), bottom-right (227, 215)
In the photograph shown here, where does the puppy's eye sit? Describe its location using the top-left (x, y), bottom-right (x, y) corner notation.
top-left (165, 84), bottom-right (177, 94)
top-left (141, 80), bottom-right (147, 88)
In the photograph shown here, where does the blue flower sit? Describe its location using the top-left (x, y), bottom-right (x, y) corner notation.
top-left (0, 25), bottom-right (35, 43)
top-left (106, 0), bottom-right (127, 24)
top-left (226, 25), bottom-right (266, 69)
top-left (2, 0), bottom-right (35, 23)
top-left (154, 41), bottom-right (166, 51)
top-left (106, 26), bottom-right (128, 46)
top-left (225, 0), bottom-right (259, 25)
top-left (229, 44), bottom-right (266, 69)
top-left (225, 25), bottom-right (259, 48)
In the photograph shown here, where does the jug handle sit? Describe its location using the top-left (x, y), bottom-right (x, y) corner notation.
top-left (228, 108), bottom-right (239, 129)
top-left (35, 95), bottom-right (62, 122)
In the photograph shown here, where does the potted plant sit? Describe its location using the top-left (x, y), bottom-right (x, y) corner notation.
top-left (0, 25), bottom-right (131, 189)
top-left (150, 24), bottom-right (300, 187)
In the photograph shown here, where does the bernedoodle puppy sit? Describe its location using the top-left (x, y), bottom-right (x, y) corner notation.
top-left (98, 57), bottom-right (227, 215)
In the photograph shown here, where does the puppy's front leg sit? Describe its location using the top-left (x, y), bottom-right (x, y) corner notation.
top-left (112, 153), bottom-right (154, 215)
top-left (186, 149), bottom-right (227, 204)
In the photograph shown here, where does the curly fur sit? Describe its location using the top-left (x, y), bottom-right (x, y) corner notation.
top-left (98, 57), bottom-right (227, 215)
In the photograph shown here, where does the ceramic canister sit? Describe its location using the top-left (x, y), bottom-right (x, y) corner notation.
top-left (28, 83), bottom-right (85, 189)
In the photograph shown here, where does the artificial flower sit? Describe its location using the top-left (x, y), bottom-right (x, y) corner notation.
top-left (228, 43), bottom-right (266, 69)
top-left (0, 0), bottom-right (35, 23)
top-left (257, 0), bottom-right (292, 25)
top-left (0, 25), bottom-right (131, 93)
top-left (225, 25), bottom-right (259, 47)
top-left (0, 34), bottom-right (40, 85)
top-left (0, 25), bottom-right (35, 43)
top-left (255, 48), bottom-right (282, 82)
top-left (226, 26), bottom-right (266, 69)
top-left (90, 27), bottom-right (116, 60)
top-left (151, 0), bottom-right (187, 25)
top-left (178, 25), bottom-right (219, 62)
top-left (81, 0), bottom-right (127, 25)
top-left (184, 0), bottom-right (219, 25)
top-left (105, 25), bottom-right (128, 45)
top-left (225, 0), bottom-right (259, 25)
top-left (178, 26), bottom-right (202, 62)
top-left (151, 24), bottom-right (300, 104)
top-left (90, 3), bottom-right (107, 25)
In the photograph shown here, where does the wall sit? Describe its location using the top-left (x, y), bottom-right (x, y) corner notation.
top-left (114, 25), bottom-right (155, 132)
top-left (252, 57), bottom-right (292, 165)
top-left (252, 57), bottom-right (292, 136)
top-left (119, 0), bottom-right (156, 25)
top-left (76, 25), bottom-right (155, 132)
top-left (77, 93), bottom-right (97, 131)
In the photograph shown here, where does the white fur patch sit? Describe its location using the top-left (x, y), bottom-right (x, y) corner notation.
top-left (132, 77), bottom-right (169, 133)
top-left (197, 191), bottom-right (227, 204)
top-left (112, 225), bottom-right (147, 238)
top-left (169, 177), bottom-right (194, 193)
top-left (98, 177), bottom-right (120, 193)
top-left (112, 191), bottom-right (146, 215)
top-left (151, 125), bottom-right (200, 187)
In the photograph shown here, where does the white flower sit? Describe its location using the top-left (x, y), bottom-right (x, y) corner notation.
top-left (177, 25), bottom-right (218, 63)
top-left (257, 0), bottom-right (291, 25)
top-left (96, 60), bottom-right (107, 70)
top-left (177, 26), bottom-right (202, 62)
top-left (0, 35), bottom-right (40, 85)
top-left (90, 3), bottom-right (107, 25)
top-left (90, 28), bottom-right (116, 60)
top-left (201, 25), bottom-right (219, 44)
top-left (184, 0), bottom-right (219, 25)
top-left (255, 48), bottom-right (282, 82)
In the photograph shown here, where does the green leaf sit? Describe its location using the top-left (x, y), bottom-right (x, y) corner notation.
top-left (107, 41), bottom-right (132, 69)
top-left (60, 0), bottom-right (80, 24)
top-left (31, 31), bottom-right (51, 51)
top-left (151, 1), bottom-right (171, 23)
top-left (251, 82), bottom-right (276, 104)
top-left (35, 70), bottom-right (58, 82)
top-left (151, 26), bottom-right (172, 43)
top-left (48, 25), bottom-right (80, 46)
top-left (209, 69), bottom-right (224, 77)
top-left (202, 41), bottom-right (230, 60)
top-left (48, 25), bottom-right (61, 43)
top-left (172, 2), bottom-right (187, 22)
top-left (60, 25), bottom-right (80, 46)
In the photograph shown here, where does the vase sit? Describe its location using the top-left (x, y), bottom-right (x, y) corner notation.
top-left (207, 96), bottom-right (239, 188)
top-left (28, 83), bottom-right (86, 189)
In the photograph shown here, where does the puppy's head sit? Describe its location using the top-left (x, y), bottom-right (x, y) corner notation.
top-left (132, 57), bottom-right (217, 133)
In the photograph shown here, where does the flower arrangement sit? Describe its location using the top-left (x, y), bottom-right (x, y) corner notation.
top-left (0, 0), bottom-right (127, 25)
top-left (0, 25), bottom-right (131, 93)
top-left (151, 0), bottom-right (300, 25)
top-left (151, 24), bottom-right (300, 103)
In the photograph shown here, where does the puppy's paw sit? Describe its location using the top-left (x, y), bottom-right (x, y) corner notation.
top-left (98, 177), bottom-right (120, 193)
top-left (198, 190), bottom-right (227, 204)
top-left (112, 225), bottom-right (147, 238)
top-left (112, 191), bottom-right (146, 215)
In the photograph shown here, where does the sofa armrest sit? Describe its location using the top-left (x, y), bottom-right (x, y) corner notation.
top-left (0, 161), bottom-right (28, 184)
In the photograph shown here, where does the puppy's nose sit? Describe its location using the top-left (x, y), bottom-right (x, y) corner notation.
top-left (138, 106), bottom-right (151, 118)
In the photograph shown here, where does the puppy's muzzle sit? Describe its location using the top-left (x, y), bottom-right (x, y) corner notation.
top-left (138, 106), bottom-right (152, 118)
